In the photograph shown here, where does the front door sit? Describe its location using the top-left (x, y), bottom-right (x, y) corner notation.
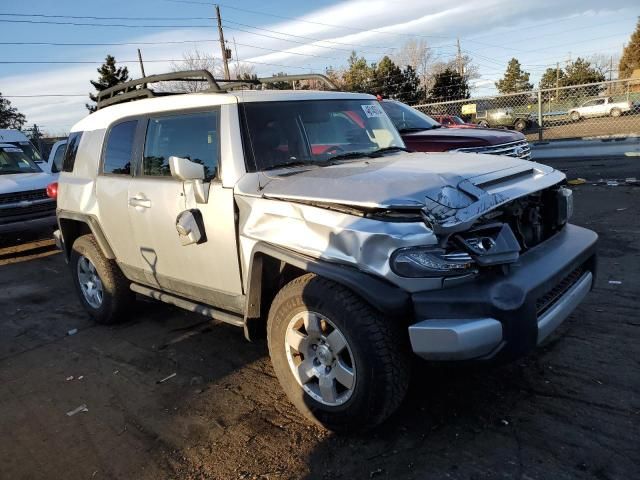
top-left (127, 110), bottom-right (244, 311)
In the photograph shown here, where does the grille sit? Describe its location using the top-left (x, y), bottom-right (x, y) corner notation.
top-left (0, 189), bottom-right (48, 205)
top-left (0, 200), bottom-right (55, 223)
top-left (536, 266), bottom-right (585, 317)
top-left (455, 140), bottom-right (531, 160)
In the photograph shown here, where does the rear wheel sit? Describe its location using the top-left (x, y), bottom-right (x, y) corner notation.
top-left (70, 234), bottom-right (134, 324)
top-left (267, 274), bottom-right (411, 431)
top-left (570, 111), bottom-right (580, 121)
top-left (477, 120), bottom-right (489, 128)
top-left (610, 108), bottom-right (622, 118)
top-left (514, 118), bottom-right (527, 131)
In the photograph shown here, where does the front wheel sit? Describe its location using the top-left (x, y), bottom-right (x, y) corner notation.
top-left (514, 119), bottom-right (527, 131)
top-left (610, 108), bottom-right (622, 118)
top-left (570, 111), bottom-right (580, 121)
top-left (267, 274), bottom-right (411, 432)
top-left (477, 120), bottom-right (489, 128)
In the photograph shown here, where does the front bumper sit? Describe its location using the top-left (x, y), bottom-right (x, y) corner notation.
top-left (0, 214), bottom-right (57, 235)
top-left (408, 224), bottom-right (597, 361)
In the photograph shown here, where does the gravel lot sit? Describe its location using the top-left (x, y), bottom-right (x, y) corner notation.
top-left (0, 159), bottom-right (638, 480)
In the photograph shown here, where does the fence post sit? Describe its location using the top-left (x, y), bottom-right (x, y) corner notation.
top-left (537, 90), bottom-right (543, 142)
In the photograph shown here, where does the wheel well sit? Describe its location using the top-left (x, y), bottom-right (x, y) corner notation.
top-left (244, 253), bottom-right (305, 340)
top-left (59, 218), bottom-right (92, 259)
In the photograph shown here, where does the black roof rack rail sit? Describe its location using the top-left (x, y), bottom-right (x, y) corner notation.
top-left (96, 70), bottom-right (221, 110)
top-left (259, 74), bottom-right (337, 90)
top-left (94, 71), bottom-right (338, 110)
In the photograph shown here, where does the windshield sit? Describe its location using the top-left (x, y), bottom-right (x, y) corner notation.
top-left (380, 100), bottom-right (440, 131)
top-left (241, 99), bottom-right (405, 171)
top-left (7, 141), bottom-right (42, 163)
top-left (0, 146), bottom-right (42, 174)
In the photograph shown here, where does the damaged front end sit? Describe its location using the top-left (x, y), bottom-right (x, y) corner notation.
top-left (235, 155), bottom-right (570, 292)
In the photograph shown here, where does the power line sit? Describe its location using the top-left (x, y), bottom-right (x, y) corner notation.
top-left (0, 12), bottom-right (215, 21)
top-left (0, 18), bottom-right (214, 28)
top-left (165, 0), bottom-right (454, 40)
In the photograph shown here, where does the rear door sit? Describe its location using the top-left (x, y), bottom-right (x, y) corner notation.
top-left (95, 120), bottom-right (144, 272)
top-left (127, 109), bottom-right (243, 309)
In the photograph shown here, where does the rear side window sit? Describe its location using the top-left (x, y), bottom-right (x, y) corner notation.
top-left (62, 132), bottom-right (82, 172)
top-left (52, 143), bottom-right (66, 173)
top-left (103, 121), bottom-right (137, 175)
top-left (143, 111), bottom-right (219, 180)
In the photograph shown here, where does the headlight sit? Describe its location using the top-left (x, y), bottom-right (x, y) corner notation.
top-left (391, 247), bottom-right (476, 278)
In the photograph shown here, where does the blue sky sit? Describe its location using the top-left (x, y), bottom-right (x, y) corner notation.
top-left (0, 0), bottom-right (637, 133)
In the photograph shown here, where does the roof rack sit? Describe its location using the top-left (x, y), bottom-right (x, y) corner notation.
top-left (95, 71), bottom-right (338, 110)
top-left (96, 70), bottom-right (221, 110)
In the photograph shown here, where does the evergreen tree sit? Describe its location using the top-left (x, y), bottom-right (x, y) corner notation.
top-left (563, 57), bottom-right (605, 86)
top-left (539, 67), bottom-right (567, 100)
top-left (342, 51), bottom-right (374, 92)
top-left (428, 68), bottom-right (469, 102)
top-left (86, 55), bottom-right (130, 112)
top-left (370, 56), bottom-right (402, 97)
top-left (395, 66), bottom-right (425, 104)
top-left (0, 92), bottom-right (26, 129)
top-left (495, 58), bottom-right (533, 94)
top-left (619, 17), bottom-right (640, 79)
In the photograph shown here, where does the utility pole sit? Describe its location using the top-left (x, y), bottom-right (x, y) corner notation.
top-left (232, 36), bottom-right (241, 78)
top-left (137, 49), bottom-right (146, 78)
top-left (456, 38), bottom-right (463, 77)
top-left (215, 5), bottom-right (231, 80)
top-left (556, 62), bottom-right (560, 100)
top-left (609, 56), bottom-right (613, 81)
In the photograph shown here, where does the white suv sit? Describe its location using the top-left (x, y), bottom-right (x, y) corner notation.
top-left (54, 71), bottom-right (597, 431)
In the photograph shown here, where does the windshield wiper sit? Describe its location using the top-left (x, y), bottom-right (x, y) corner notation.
top-left (367, 146), bottom-right (412, 157)
top-left (398, 125), bottom-right (440, 132)
top-left (323, 151), bottom-right (373, 162)
top-left (262, 160), bottom-right (314, 171)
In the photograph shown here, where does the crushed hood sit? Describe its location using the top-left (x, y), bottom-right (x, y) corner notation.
top-left (238, 151), bottom-right (566, 235)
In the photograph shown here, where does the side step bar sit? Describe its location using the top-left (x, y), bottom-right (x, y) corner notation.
top-left (130, 283), bottom-right (244, 327)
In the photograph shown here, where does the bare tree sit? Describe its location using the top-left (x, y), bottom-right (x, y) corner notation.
top-left (589, 53), bottom-right (620, 80)
top-left (392, 39), bottom-right (433, 96)
top-left (164, 49), bottom-right (223, 92)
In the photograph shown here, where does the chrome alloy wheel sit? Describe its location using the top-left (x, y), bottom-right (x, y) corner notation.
top-left (77, 255), bottom-right (103, 309)
top-left (285, 311), bottom-right (356, 406)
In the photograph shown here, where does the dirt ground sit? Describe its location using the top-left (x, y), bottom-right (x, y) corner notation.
top-left (0, 162), bottom-right (638, 479)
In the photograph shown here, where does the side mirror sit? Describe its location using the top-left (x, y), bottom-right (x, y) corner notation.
top-left (169, 156), bottom-right (204, 181)
top-left (169, 156), bottom-right (208, 204)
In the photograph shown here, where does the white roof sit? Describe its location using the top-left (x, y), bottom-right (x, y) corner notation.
top-left (72, 89), bottom-right (375, 132)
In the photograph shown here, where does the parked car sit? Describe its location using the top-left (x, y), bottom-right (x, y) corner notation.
top-left (459, 103), bottom-right (533, 131)
top-left (380, 100), bottom-right (531, 160)
top-left (41, 139), bottom-right (67, 176)
top-left (568, 96), bottom-right (632, 121)
top-left (0, 142), bottom-right (57, 234)
top-left (0, 129), bottom-right (45, 165)
top-left (431, 114), bottom-right (478, 128)
top-left (54, 72), bottom-right (597, 431)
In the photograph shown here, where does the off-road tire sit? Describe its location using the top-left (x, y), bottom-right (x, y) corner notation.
top-left (570, 111), bottom-right (580, 121)
top-left (267, 273), bottom-right (411, 432)
top-left (610, 108), bottom-right (622, 118)
top-left (514, 118), bottom-right (527, 131)
top-left (70, 234), bottom-right (134, 324)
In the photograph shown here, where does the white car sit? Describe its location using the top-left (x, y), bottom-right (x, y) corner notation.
top-left (42, 139), bottom-right (67, 177)
top-left (569, 97), bottom-right (632, 121)
top-left (0, 141), bottom-right (57, 234)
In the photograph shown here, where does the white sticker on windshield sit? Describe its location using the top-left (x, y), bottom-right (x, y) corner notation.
top-left (361, 104), bottom-right (385, 118)
top-left (2, 147), bottom-right (23, 153)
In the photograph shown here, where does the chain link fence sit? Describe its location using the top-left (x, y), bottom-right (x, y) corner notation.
top-left (412, 78), bottom-right (640, 142)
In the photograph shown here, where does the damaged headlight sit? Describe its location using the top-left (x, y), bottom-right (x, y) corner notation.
top-left (391, 247), bottom-right (476, 278)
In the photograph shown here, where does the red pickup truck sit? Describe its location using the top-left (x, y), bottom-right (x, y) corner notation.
top-left (380, 100), bottom-right (531, 160)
